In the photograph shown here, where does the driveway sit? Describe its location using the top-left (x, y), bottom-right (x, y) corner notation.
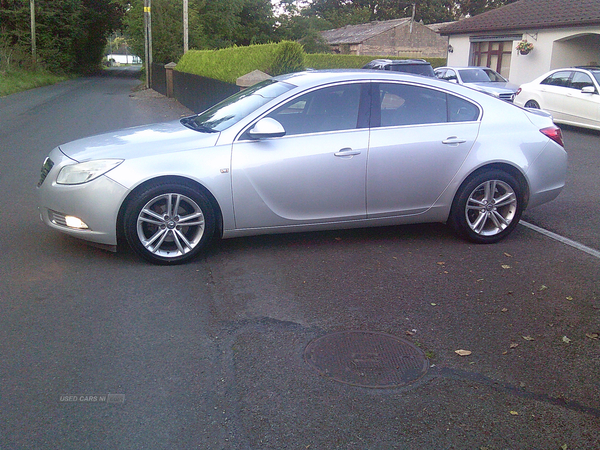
top-left (0, 69), bottom-right (598, 449)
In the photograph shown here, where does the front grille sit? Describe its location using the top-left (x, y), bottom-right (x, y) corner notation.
top-left (499, 93), bottom-right (515, 102)
top-left (49, 210), bottom-right (68, 227)
top-left (38, 157), bottom-right (54, 187)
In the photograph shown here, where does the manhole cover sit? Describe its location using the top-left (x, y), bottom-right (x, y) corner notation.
top-left (304, 331), bottom-right (429, 388)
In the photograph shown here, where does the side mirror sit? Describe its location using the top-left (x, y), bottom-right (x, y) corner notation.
top-left (581, 86), bottom-right (596, 94)
top-left (249, 118), bottom-right (286, 139)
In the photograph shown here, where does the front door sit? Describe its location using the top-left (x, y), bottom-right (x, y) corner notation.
top-left (231, 82), bottom-right (369, 229)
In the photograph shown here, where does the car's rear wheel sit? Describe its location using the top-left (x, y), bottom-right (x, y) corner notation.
top-left (524, 100), bottom-right (540, 108)
top-left (124, 182), bottom-right (215, 264)
top-left (448, 170), bottom-right (523, 244)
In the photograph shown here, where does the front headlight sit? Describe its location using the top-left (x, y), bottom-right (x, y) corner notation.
top-left (57, 159), bottom-right (123, 185)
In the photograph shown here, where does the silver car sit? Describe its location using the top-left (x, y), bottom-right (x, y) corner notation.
top-left (37, 70), bottom-right (567, 264)
top-left (435, 66), bottom-right (519, 102)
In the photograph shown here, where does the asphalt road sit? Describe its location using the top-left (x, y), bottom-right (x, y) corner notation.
top-left (0, 67), bottom-right (598, 449)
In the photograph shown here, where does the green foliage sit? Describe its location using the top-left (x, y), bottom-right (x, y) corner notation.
top-left (176, 43), bottom-right (282, 84)
top-left (0, 0), bottom-right (124, 74)
top-left (305, 0), bottom-right (518, 27)
top-left (270, 41), bottom-right (304, 76)
top-left (304, 54), bottom-right (447, 69)
top-left (0, 68), bottom-right (69, 96)
top-left (176, 43), bottom-right (447, 84)
top-left (123, 0), bottom-right (276, 64)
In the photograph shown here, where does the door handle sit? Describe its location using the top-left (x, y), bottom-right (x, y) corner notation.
top-left (442, 137), bottom-right (467, 145)
top-left (334, 148), bottom-right (361, 157)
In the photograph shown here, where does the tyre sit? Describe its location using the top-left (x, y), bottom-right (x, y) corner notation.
top-left (124, 182), bottom-right (215, 264)
top-left (448, 170), bottom-right (523, 244)
top-left (524, 100), bottom-right (540, 109)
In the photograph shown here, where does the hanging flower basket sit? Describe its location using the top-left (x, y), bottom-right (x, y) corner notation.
top-left (516, 40), bottom-right (533, 55)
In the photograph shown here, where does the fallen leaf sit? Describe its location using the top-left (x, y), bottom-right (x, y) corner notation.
top-left (455, 349), bottom-right (472, 356)
top-left (501, 308), bottom-right (508, 312)
top-left (437, 262), bottom-right (445, 265)
top-left (566, 296), bottom-right (573, 301)
top-left (539, 285), bottom-right (548, 291)
top-left (562, 336), bottom-right (572, 344)
top-left (405, 330), bottom-right (415, 336)
top-left (510, 343), bottom-right (519, 349)
top-left (561, 445), bottom-right (568, 450)
top-left (504, 252), bottom-right (512, 257)
top-left (431, 303), bottom-right (437, 306)
top-left (502, 265), bottom-right (511, 269)
top-left (509, 411), bottom-right (519, 415)
top-left (586, 333), bottom-right (599, 340)
top-left (522, 336), bottom-right (535, 341)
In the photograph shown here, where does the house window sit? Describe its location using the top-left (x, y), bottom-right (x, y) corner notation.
top-left (470, 41), bottom-right (512, 78)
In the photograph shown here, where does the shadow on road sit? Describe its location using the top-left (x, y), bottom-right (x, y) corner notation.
top-left (98, 65), bottom-right (143, 79)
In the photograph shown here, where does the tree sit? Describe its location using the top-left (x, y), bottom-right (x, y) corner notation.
top-left (0, 0), bottom-right (124, 73)
top-left (123, 0), bottom-right (276, 64)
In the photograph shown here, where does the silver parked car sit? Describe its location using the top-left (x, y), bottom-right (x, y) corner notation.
top-left (435, 66), bottom-right (519, 102)
top-left (37, 70), bottom-right (567, 264)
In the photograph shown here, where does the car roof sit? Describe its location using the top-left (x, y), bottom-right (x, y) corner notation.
top-left (369, 59), bottom-right (430, 65)
top-left (271, 69), bottom-right (494, 101)
top-left (437, 66), bottom-right (498, 71)
top-left (274, 69), bottom-right (437, 86)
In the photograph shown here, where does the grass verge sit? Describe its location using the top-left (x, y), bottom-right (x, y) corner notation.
top-left (0, 69), bottom-right (69, 97)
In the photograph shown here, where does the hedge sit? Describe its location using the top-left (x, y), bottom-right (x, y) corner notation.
top-left (176, 41), bottom-right (304, 84)
top-left (176, 43), bottom-right (448, 84)
top-left (305, 54), bottom-right (447, 70)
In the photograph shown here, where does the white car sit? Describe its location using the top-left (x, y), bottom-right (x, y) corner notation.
top-left (514, 67), bottom-right (600, 131)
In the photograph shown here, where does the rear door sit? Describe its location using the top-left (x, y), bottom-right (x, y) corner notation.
top-left (366, 82), bottom-right (481, 217)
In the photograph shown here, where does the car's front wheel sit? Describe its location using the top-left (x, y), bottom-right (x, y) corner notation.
top-left (448, 170), bottom-right (524, 244)
top-left (124, 182), bottom-right (215, 264)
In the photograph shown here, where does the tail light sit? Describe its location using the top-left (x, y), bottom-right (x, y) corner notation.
top-left (540, 126), bottom-right (564, 148)
top-left (515, 88), bottom-right (522, 96)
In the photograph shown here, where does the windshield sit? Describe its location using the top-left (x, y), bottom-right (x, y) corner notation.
top-left (182, 79), bottom-right (295, 133)
top-left (591, 70), bottom-right (600, 85)
top-left (459, 68), bottom-right (507, 83)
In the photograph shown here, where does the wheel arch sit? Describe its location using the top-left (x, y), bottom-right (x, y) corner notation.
top-left (455, 162), bottom-right (530, 210)
top-left (116, 175), bottom-right (224, 246)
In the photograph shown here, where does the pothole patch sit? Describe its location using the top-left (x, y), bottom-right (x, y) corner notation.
top-left (304, 331), bottom-right (429, 388)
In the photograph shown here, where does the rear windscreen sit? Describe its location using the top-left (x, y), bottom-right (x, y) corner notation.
top-left (387, 64), bottom-right (434, 77)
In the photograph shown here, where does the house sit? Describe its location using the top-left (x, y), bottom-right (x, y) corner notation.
top-left (106, 44), bottom-right (141, 65)
top-left (321, 18), bottom-right (453, 58)
top-left (439, 0), bottom-right (600, 85)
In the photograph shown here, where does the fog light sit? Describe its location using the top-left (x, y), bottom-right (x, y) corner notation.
top-left (65, 216), bottom-right (89, 229)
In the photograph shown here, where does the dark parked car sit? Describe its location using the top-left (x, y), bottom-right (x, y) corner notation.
top-left (362, 59), bottom-right (435, 77)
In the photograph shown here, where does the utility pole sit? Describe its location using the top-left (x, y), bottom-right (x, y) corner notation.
top-left (30, 0), bottom-right (36, 65)
top-left (144, 0), bottom-right (153, 88)
top-left (183, 0), bottom-right (189, 53)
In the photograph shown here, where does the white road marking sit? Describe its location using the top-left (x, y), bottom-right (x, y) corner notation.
top-left (520, 221), bottom-right (600, 260)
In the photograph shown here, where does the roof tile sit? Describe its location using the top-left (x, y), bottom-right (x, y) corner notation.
top-left (440, 0), bottom-right (600, 34)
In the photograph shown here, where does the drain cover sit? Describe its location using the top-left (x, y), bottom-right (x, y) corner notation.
top-left (304, 331), bottom-right (428, 388)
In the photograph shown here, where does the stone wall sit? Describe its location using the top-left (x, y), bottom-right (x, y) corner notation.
top-left (338, 22), bottom-right (448, 58)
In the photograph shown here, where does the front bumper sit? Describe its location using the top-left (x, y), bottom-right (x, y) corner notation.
top-left (37, 147), bottom-right (129, 247)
